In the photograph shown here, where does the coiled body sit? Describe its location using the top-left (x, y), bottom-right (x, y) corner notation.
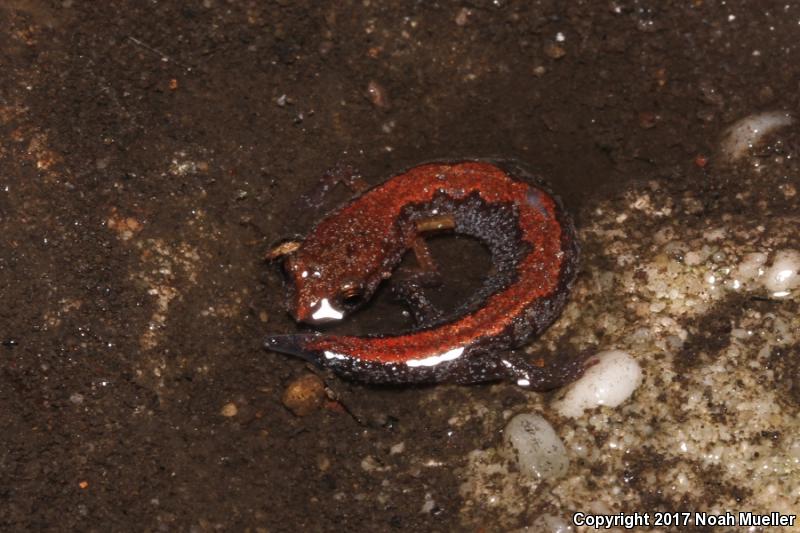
top-left (266, 161), bottom-right (581, 389)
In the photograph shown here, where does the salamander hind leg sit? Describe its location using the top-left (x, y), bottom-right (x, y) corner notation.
top-left (500, 351), bottom-right (589, 391)
top-left (391, 273), bottom-right (443, 326)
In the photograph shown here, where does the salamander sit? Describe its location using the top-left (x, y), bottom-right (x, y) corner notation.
top-left (265, 160), bottom-right (582, 389)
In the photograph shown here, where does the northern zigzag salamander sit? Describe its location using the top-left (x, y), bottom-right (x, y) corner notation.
top-left (265, 160), bottom-right (583, 389)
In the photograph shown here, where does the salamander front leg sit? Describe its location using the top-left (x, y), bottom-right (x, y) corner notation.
top-left (265, 239), bottom-right (302, 261)
top-left (302, 164), bottom-right (370, 208)
top-left (270, 165), bottom-right (369, 262)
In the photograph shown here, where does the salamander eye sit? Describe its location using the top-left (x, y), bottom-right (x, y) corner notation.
top-left (339, 281), bottom-right (365, 307)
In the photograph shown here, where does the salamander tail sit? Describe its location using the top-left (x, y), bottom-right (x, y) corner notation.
top-left (264, 333), bottom-right (324, 363)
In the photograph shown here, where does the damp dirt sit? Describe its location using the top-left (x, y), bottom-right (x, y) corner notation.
top-left (1, 1), bottom-right (799, 532)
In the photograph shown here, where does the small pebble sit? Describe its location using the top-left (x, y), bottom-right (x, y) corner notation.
top-left (69, 392), bottom-right (85, 405)
top-left (455, 7), bottom-right (471, 26)
top-left (106, 211), bottom-right (142, 241)
top-left (694, 154), bottom-right (709, 167)
top-left (654, 67), bottom-right (668, 86)
top-left (681, 196), bottom-right (704, 215)
top-left (220, 402), bottom-right (238, 417)
top-left (366, 80), bottom-right (390, 109)
top-left (544, 43), bottom-right (566, 59)
top-left (735, 252), bottom-right (768, 281)
top-left (684, 250), bottom-right (704, 266)
top-left (420, 493), bottom-right (437, 514)
top-left (390, 442), bottom-right (405, 455)
top-left (763, 249), bottom-right (800, 297)
top-left (282, 373), bottom-right (325, 416)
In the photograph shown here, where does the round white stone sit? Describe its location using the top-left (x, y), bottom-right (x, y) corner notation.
top-left (762, 249), bottom-right (800, 297)
top-left (554, 350), bottom-right (642, 418)
top-left (502, 413), bottom-right (569, 481)
top-left (720, 111), bottom-right (794, 161)
top-left (734, 251), bottom-right (768, 282)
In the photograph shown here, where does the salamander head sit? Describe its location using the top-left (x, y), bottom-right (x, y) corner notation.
top-left (281, 246), bottom-right (380, 326)
top-left (273, 199), bottom-right (396, 325)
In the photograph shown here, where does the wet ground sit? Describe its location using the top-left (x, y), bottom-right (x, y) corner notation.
top-left (2, 1), bottom-right (799, 531)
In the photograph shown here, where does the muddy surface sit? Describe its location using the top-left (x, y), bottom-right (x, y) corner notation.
top-left (1, 1), bottom-right (799, 531)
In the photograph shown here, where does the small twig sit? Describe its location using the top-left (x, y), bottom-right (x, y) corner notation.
top-left (127, 36), bottom-right (192, 70)
top-left (749, 295), bottom-right (784, 304)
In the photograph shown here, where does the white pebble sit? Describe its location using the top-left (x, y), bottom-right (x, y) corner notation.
top-left (720, 111), bottom-right (793, 161)
top-left (69, 392), bottom-right (85, 405)
top-left (390, 442), bottom-right (405, 455)
top-left (762, 249), bottom-right (800, 297)
top-left (554, 350), bottom-right (642, 418)
top-left (734, 251), bottom-right (768, 282)
top-left (502, 413), bottom-right (569, 481)
top-left (420, 493), bottom-right (436, 514)
top-left (684, 250), bottom-right (704, 266)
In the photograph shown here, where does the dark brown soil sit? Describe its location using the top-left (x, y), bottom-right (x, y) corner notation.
top-left (2, 1), bottom-right (798, 531)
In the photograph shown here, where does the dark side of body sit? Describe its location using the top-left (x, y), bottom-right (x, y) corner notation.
top-left (265, 160), bottom-right (583, 390)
